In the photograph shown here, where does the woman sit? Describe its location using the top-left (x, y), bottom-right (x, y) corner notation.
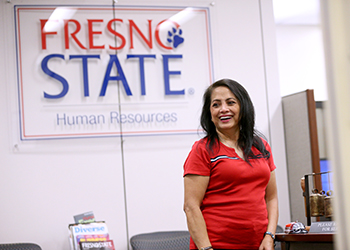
top-left (183, 79), bottom-right (278, 250)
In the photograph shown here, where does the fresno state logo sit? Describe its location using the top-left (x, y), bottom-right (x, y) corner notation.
top-left (40, 17), bottom-right (186, 99)
top-left (41, 17), bottom-right (184, 51)
top-left (155, 19), bottom-right (184, 50)
top-left (167, 26), bottom-right (184, 48)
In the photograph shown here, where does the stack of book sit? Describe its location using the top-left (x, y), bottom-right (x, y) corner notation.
top-left (69, 212), bottom-right (115, 250)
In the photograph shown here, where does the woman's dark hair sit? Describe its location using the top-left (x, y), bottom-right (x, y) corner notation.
top-left (200, 78), bottom-right (270, 162)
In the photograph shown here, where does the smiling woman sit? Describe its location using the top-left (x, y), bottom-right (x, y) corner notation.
top-left (183, 78), bottom-right (279, 250)
top-left (209, 86), bottom-right (241, 141)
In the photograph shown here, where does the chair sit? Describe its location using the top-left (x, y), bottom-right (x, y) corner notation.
top-left (130, 231), bottom-right (190, 250)
top-left (0, 243), bottom-right (42, 250)
top-left (274, 225), bottom-right (284, 250)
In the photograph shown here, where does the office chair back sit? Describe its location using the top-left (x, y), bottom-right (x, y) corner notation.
top-left (130, 231), bottom-right (190, 250)
top-left (0, 243), bottom-right (42, 250)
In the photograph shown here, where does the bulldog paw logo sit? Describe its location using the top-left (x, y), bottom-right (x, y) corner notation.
top-left (167, 27), bottom-right (184, 49)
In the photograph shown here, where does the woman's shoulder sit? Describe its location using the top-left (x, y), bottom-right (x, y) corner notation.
top-left (191, 137), bottom-right (208, 149)
top-left (252, 135), bottom-right (272, 157)
top-left (260, 137), bottom-right (272, 149)
top-left (185, 138), bottom-right (212, 163)
top-left (259, 136), bottom-right (268, 145)
top-left (254, 135), bottom-right (269, 146)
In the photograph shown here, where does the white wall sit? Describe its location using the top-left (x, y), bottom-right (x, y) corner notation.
top-left (275, 25), bottom-right (327, 101)
top-left (0, 0), bottom-right (290, 249)
top-left (273, 0), bottom-right (328, 101)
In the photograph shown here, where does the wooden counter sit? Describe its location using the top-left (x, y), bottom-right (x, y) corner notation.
top-left (275, 233), bottom-right (334, 250)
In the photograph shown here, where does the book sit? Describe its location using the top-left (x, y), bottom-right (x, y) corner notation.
top-left (69, 222), bottom-right (109, 250)
top-left (74, 211), bottom-right (96, 224)
top-left (80, 240), bottom-right (115, 250)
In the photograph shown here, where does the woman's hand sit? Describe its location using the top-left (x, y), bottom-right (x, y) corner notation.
top-left (258, 235), bottom-right (274, 250)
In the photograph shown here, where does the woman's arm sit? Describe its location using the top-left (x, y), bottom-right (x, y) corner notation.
top-left (259, 170), bottom-right (279, 250)
top-left (184, 174), bottom-right (213, 250)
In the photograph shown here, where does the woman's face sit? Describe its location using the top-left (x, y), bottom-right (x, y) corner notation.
top-left (210, 86), bottom-right (241, 134)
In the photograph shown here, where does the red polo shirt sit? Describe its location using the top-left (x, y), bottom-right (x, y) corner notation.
top-left (184, 138), bottom-right (276, 249)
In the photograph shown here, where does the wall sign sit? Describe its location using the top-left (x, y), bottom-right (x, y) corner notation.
top-left (15, 5), bottom-right (213, 140)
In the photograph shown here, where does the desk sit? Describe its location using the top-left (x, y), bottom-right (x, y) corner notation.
top-left (275, 233), bottom-right (334, 250)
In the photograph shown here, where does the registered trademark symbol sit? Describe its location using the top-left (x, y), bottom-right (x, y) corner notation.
top-left (188, 88), bottom-right (195, 95)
